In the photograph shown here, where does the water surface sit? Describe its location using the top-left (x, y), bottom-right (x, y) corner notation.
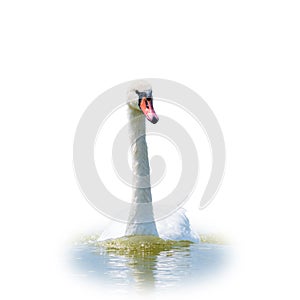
top-left (70, 235), bottom-right (230, 292)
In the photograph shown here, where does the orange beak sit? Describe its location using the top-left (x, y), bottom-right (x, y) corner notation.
top-left (139, 97), bottom-right (159, 124)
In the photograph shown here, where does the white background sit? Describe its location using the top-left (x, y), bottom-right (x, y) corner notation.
top-left (1, 0), bottom-right (300, 299)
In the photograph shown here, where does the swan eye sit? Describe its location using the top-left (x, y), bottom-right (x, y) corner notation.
top-left (145, 100), bottom-right (149, 109)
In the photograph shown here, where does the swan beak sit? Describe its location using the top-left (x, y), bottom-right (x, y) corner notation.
top-left (140, 97), bottom-right (159, 124)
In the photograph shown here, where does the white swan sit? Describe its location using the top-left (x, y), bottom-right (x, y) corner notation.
top-left (100, 80), bottom-right (199, 243)
top-left (125, 80), bottom-right (159, 236)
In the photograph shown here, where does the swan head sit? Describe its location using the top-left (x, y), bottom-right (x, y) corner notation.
top-left (127, 80), bottom-right (159, 124)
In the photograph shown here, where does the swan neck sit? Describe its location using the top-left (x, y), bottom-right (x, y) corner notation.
top-left (126, 107), bottom-right (158, 236)
top-left (128, 109), bottom-right (151, 203)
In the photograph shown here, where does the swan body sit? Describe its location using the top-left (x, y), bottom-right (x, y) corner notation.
top-left (100, 208), bottom-right (199, 243)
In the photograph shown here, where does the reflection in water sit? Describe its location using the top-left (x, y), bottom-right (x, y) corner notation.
top-left (114, 251), bottom-right (158, 291)
top-left (70, 237), bottom-right (229, 292)
top-left (106, 244), bottom-right (192, 291)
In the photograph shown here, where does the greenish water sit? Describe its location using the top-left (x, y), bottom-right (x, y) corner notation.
top-left (70, 235), bottom-right (230, 292)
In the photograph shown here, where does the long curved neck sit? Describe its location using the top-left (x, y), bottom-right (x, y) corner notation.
top-left (129, 109), bottom-right (151, 203)
top-left (125, 108), bottom-right (158, 236)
